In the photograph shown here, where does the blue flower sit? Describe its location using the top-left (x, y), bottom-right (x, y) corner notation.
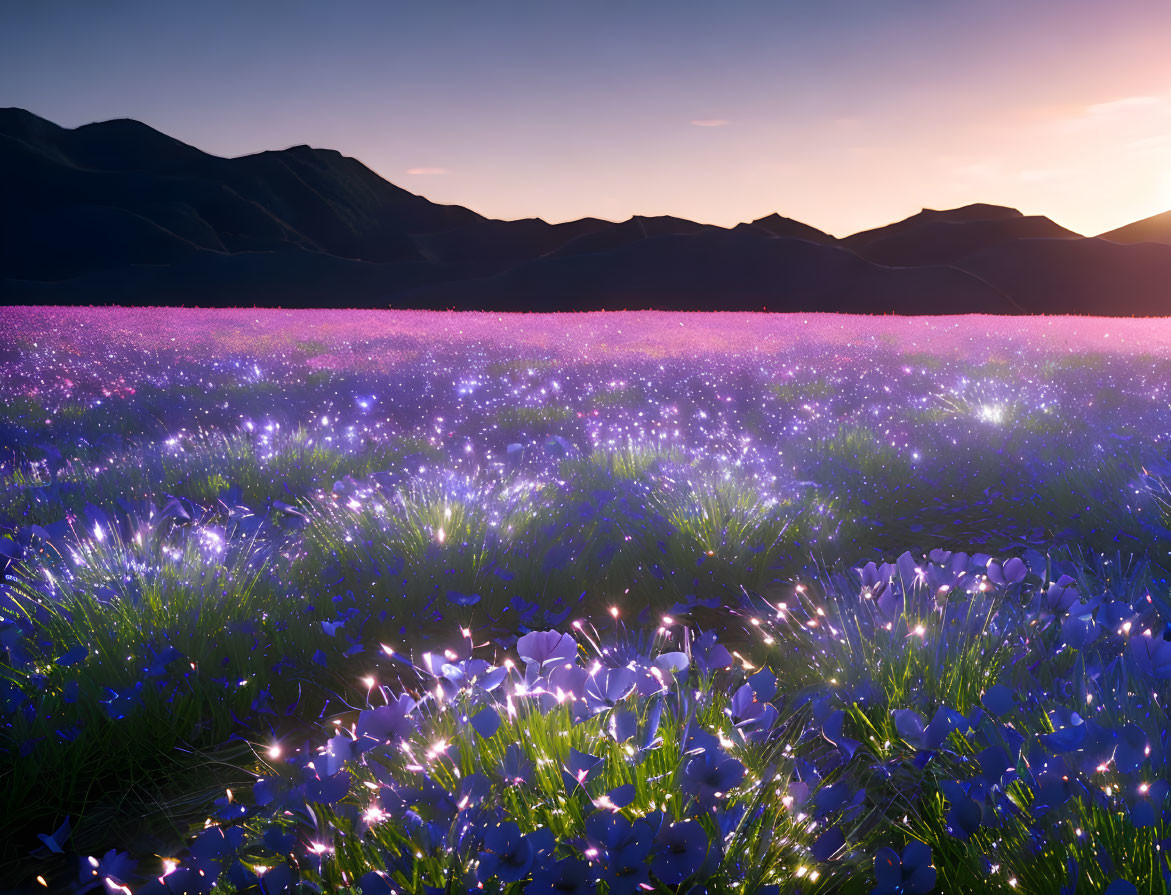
top-left (1039, 709), bottom-right (1086, 752)
top-left (1103, 882), bottom-right (1139, 895)
top-left (445, 589), bottom-right (481, 606)
top-left (892, 709), bottom-right (928, 749)
top-left (585, 814), bottom-right (652, 895)
top-left (940, 781), bottom-right (982, 839)
top-left (357, 870), bottom-right (396, 895)
top-left (562, 747), bottom-right (604, 792)
top-left (692, 629), bottom-right (733, 673)
top-left (1113, 724), bottom-right (1149, 774)
top-left (35, 817), bottom-right (71, 854)
top-left (78, 848), bottom-right (136, 887)
top-left (681, 748), bottom-right (745, 808)
top-left (812, 826), bottom-right (845, 862)
top-left (477, 821), bottom-right (534, 883)
top-left (652, 820), bottom-right (709, 885)
top-left (300, 769), bottom-right (351, 805)
top-left (729, 682), bottom-right (779, 740)
top-left (526, 857), bottom-right (596, 895)
top-left (469, 705), bottom-right (500, 739)
top-left (500, 741), bottom-right (534, 785)
top-left (871, 841), bottom-right (936, 894)
top-left (1036, 575), bottom-right (1079, 616)
top-left (822, 710), bottom-right (861, 761)
top-left (981, 684), bottom-right (1016, 716)
top-left (1129, 634), bottom-right (1171, 678)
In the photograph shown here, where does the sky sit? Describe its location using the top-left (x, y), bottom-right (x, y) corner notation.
top-left (3, 0), bottom-right (1171, 237)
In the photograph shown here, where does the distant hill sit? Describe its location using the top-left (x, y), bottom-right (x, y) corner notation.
top-left (395, 227), bottom-right (1016, 313)
top-left (0, 107), bottom-right (480, 280)
top-left (1098, 210), bottom-right (1171, 247)
top-left (843, 204), bottom-right (1080, 267)
top-left (3, 108), bottom-right (1170, 313)
top-left (737, 214), bottom-right (838, 244)
top-left (952, 237), bottom-right (1171, 315)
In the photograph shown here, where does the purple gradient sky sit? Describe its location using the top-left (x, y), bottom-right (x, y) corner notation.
top-left (3, 0), bottom-right (1170, 236)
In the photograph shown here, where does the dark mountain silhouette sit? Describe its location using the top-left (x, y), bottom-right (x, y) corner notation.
top-left (843, 204), bottom-right (1079, 267)
top-left (394, 228), bottom-right (1017, 313)
top-left (951, 237), bottom-right (1171, 315)
top-left (0, 107), bottom-right (481, 280)
top-left (3, 108), bottom-right (1170, 314)
top-left (1098, 209), bottom-right (1171, 247)
top-left (738, 213), bottom-right (838, 244)
top-left (545, 215), bottom-right (713, 258)
top-left (410, 217), bottom-right (610, 273)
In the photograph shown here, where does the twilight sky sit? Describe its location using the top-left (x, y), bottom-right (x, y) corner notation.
top-left (3, 0), bottom-right (1170, 236)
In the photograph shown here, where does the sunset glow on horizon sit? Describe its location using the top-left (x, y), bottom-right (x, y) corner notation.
top-left (3, 0), bottom-right (1170, 237)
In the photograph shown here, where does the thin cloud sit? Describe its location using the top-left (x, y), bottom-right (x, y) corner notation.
top-left (1018, 167), bottom-right (1073, 183)
top-left (690, 119), bottom-right (729, 127)
top-left (1129, 133), bottom-right (1171, 151)
top-left (406, 166), bottom-right (450, 175)
top-left (1085, 96), bottom-right (1160, 117)
top-left (1051, 95), bottom-right (1165, 134)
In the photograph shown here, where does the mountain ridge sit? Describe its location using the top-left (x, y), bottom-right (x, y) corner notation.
top-left (3, 108), bottom-right (1169, 314)
top-left (1098, 209), bottom-right (1171, 247)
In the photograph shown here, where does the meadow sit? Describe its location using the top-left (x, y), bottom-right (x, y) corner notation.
top-left (2, 308), bottom-right (1170, 894)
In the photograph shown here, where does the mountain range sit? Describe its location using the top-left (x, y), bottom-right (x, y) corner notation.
top-left (3, 107), bottom-right (1171, 313)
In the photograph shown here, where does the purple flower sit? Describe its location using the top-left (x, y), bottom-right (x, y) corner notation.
top-left (986, 557), bottom-right (1027, 587)
top-left (876, 587), bottom-right (904, 625)
top-left (584, 666), bottom-right (636, 712)
top-left (517, 630), bottom-right (579, 668)
top-left (322, 731), bottom-right (355, 776)
top-left (355, 695), bottom-right (416, 751)
top-left (860, 561), bottom-right (895, 590)
top-left (1038, 576), bottom-right (1079, 615)
top-left (729, 683), bottom-right (779, 741)
top-left (1060, 615), bottom-right (1098, 651)
top-left (301, 770), bottom-right (351, 805)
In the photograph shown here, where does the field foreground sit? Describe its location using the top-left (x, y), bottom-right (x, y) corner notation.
top-left (2, 309), bottom-right (1171, 894)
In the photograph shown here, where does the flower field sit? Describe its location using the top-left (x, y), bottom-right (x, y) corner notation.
top-left (2, 308), bottom-right (1170, 893)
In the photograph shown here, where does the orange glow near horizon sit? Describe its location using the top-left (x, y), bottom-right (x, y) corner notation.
top-left (360, 86), bottom-right (1171, 239)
